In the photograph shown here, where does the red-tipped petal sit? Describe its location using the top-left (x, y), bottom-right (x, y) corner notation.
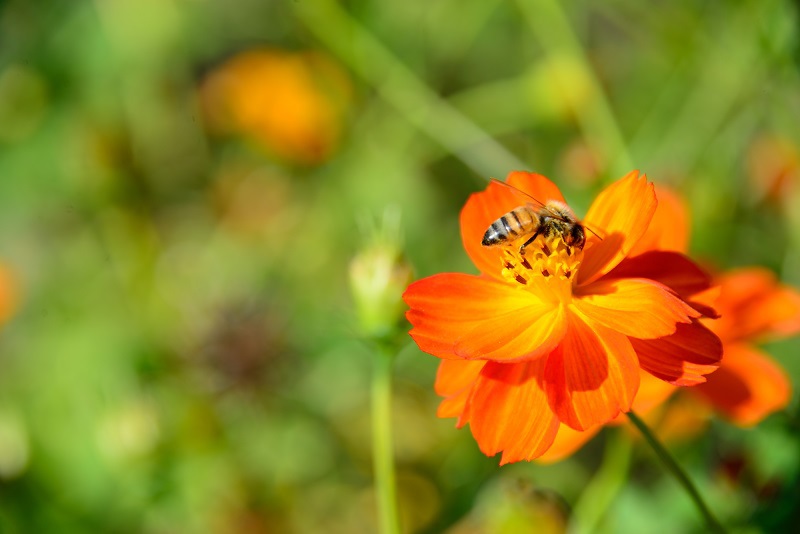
top-left (578, 171), bottom-right (657, 285)
top-left (632, 320), bottom-right (722, 386)
top-left (573, 277), bottom-right (699, 339)
top-left (465, 359), bottom-right (560, 464)
top-left (607, 251), bottom-right (718, 317)
top-left (404, 273), bottom-right (567, 362)
top-left (605, 251), bottom-right (714, 299)
top-left (544, 311), bottom-right (640, 431)
top-left (691, 343), bottom-right (791, 426)
top-left (460, 172), bottom-right (566, 280)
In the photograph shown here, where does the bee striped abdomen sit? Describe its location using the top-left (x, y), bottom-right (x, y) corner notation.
top-left (482, 206), bottom-right (539, 246)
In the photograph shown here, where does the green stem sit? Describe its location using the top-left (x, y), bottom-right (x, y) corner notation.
top-left (568, 428), bottom-right (632, 534)
top-left (372, 344), bottom-right (400, 534)
top-left (294, 0), bottom-right (527, 177)
top-left (517, 0), bottom-right (634, 177)
top-left (626, 411), bottom-right (726, 534)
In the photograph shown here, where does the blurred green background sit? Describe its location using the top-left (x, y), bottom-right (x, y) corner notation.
top-left (2, 0), bottom-right (800, 532)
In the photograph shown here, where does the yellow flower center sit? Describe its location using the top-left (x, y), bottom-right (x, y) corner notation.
top-left (500, 234), bottom-right (583, 302)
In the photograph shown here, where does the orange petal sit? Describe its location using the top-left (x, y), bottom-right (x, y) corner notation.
top-left (691, 343), bottom-right (791, 427)
top-left (573, 277), bottom-right (699, 339)
top-left (629, 185), bottom-right (689, 256)
top-left (535, 424), bottom-right (601, 464)
top-left (464, 359), bottom-right (560, 464)
top-left (454, 305), bottom-right (566, 362)
top-left (767, 286), bottom-right (800, 337)
top-left (404, 273), bottom-right (567, 362)
top-left (715, 268), bottom-right (775, 306)
top-left (435, 359), bottom-right (485, 397)
top-left (460, 172), bottom-right (566, 280)
top-left (710, 268), bottom-right (800, 342)
top-left (544, 311), bottom-right (640, 431)
top-left (631, 320), bottom-right (722, 386)
top-left (578, 171), bottom-right (657, 285)
top-left (435, 359), bottom-right (485, 421)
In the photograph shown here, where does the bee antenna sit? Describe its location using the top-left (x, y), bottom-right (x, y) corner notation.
top-left (489, 178), bottom-right (547, 207)
top-left (585, 225), bottom-right (603, 241)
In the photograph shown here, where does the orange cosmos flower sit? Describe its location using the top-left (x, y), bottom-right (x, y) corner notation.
top-left (403, 171), bottom-right (722, 463)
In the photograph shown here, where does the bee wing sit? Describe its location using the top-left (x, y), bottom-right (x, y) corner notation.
top-left (488, 178), bottom-right (547, 210)
top-left (488, 178), bottom-right (605, 240)
top-left (489, 178), bottom-right (577, 220)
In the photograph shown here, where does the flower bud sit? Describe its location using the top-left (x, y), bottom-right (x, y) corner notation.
top-left (349, 210), bottom-right (413, 340)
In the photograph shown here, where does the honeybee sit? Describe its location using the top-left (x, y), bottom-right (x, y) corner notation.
top-left (481, 179), bottom-right (589, 254)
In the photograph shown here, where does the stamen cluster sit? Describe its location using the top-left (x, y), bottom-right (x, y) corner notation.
top-left (500, 235), bottom-right (583, 287)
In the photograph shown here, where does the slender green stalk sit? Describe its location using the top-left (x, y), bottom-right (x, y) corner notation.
top-left (632, 4), bottom-right (770, 178)
top-left (517, 0), bottom-right (634, 177)
top-left (372, 344), bottom-right (400, 534)
top-left (568, 429), bottom-right (633, 534)
top-left (626, 411), bottom-right (726, 534)
top-left (294, 0), bottom-right (527, 177)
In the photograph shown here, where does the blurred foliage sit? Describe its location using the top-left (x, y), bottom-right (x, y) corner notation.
top-left (1, 0), bottom-right (800, 532)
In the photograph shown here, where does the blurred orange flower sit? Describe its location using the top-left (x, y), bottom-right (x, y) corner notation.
top-left (746, 134), bottom-right (800, 204)
top-left (692, 268), bottom-right (800, 426)
top-left (200, 48), bottom-right (351, 165)
top-left (538, 186), bottom-right (800, 462)
top-left (403, 171), bottom-right (721, 463)
top-left (633, 187), bottom-right (800, 428)
top-left (0, 264), bottom-right (17, 326)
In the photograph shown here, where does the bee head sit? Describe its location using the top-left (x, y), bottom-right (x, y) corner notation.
top-left (565, 224), bottom-right (586, 250)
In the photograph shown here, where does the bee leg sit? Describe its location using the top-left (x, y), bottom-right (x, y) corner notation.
top-left (519, 229), bottom-right (543, 255)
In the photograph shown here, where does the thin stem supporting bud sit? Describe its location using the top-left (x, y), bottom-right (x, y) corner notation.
top-left (350, 208), bottom-right (408, 533)
top-left (372, 343), bottom-right (400, 534)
